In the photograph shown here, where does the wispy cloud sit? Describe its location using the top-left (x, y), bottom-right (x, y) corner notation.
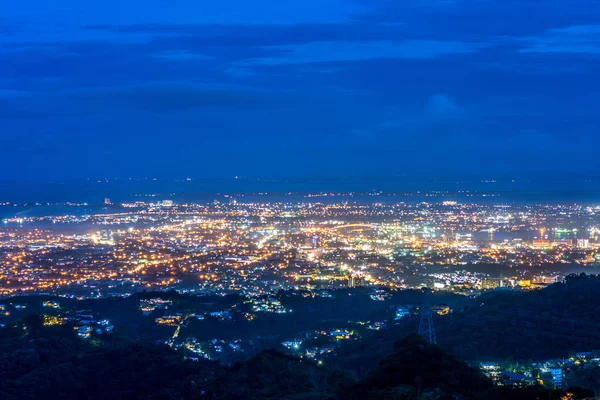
top-left (241, 40), bottom-right (486, 66)
top-left (70, 81), bottom-right (300, 112)
top-left (0, 89), bottom-right (32, 98)
top-left (152, 50), bottom-right (212, 61)
top-left (380, 93), bottom-right (467, 134)
top-left (519, 24), bottom-right (600, 54)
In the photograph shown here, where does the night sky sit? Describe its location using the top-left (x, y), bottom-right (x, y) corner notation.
top-left (2, 0), bottom-right (599, 180)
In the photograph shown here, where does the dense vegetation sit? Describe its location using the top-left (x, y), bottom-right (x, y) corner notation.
top-left (3, 275), bottom-right (600, 399)
top-left (0, 315), bottom-right (595, 400)
top-left (331, 274), bottom-right (600, 375)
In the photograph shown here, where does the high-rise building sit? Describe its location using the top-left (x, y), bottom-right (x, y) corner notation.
top-left (348, 275), bottom-right (362, 288)
top-left (311, 235), bottom-right (319, 248)
top-left (577, 238), bottom-right (589, 249)
top-left (348, 275), bottom-right (355, 288)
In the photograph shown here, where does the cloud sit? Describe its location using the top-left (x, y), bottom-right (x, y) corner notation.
top-left (1, 0), bottom-right (365, 42)
top-left (0, 23), bottom-right (19, 35)
top-left (519, 24), bottom-right (600, 54)
top-left (426, 94), bottom-right (465, 120)
top-left (381, 93), bottom-right (466, 131)
top-left (0, 89), bottom-right (32, 98)
top-left (71, 82), bottom-right (299, 112)
top-left (0, 92), bottom-right (101, 119)
top-left (241, 40), bottom-right (485, 66)
top-left (0, 82), bottom-right (297, 119)
top-left (86, 21), bottom-right (410, 47)
top-left (349, 128), bottom-right (375, 140)
top-left (152, 50), bottom-right (212, 61)
top-left (550, 25), bottom-right (600, 35)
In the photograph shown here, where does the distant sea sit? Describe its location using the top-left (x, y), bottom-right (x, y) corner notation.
top-left (2, 175), bottom-right (600, 219)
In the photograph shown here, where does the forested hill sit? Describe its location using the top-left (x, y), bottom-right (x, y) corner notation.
top-left (3, 275), bottom-right (600, 399)
top-left (330, 274), bottom-right (600, 375)
top-left (0, 315), bottom-right (594, 400)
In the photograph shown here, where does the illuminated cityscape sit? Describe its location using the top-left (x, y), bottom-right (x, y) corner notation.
top-left (3, 197), bottom-right (600, 299)
top-left (3, 0), bottom-right (600, 396)
top-left (3, 191), bottom-right (600, 398)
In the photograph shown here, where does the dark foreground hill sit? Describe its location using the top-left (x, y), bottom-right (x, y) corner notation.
top-left (330, 273), bottom-right (600, 377)
top-left (0, 315), bottom-right (594, 400)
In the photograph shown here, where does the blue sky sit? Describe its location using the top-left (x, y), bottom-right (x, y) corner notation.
top-left (1, 0), bottom-right (599, 180)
